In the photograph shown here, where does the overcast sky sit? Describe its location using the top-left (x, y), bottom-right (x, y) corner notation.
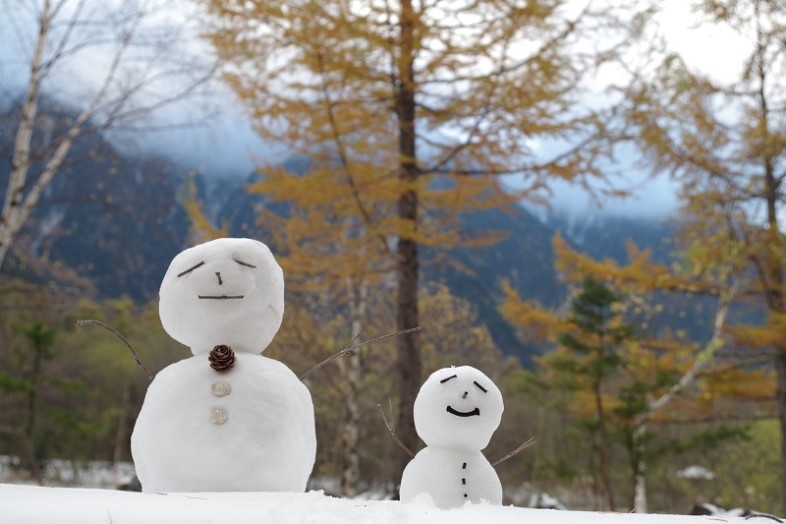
top-left (542, 0), bottom-right (752, 219)
top-left (0, 0), bottom-right (753, 218)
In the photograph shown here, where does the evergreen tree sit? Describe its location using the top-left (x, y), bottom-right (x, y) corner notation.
top-left (501, 236), bottom-right (765, 511)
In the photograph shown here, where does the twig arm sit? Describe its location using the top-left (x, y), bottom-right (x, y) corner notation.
top-left (744, 513), bottom-right (783, 523)
top-left (491, 436), bottom-right (538, 467)
top-left (300, 326), bottom-right (421, 380)
top-left (77, 319), bottom-right (153, 381)
top-left (377, 403), bottom-right (415, 458)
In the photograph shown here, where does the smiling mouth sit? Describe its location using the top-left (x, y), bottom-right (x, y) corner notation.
top-left (446, 406), bottom-right (480, 418)
top-left (198, 295), bottom-right (245, 300)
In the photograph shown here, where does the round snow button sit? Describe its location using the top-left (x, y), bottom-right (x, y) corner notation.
top-left (211, 381), bottom-right (232, 397)
top-left (210, 407), bottom-right (229, 425)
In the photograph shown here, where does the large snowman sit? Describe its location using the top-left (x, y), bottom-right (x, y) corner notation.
top-left (400, 365), bottom-right (504, 509)
top-left (130, 238), bottom-right (316, 493)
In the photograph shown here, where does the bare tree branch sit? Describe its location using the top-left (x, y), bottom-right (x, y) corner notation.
top-left (300, 326), bottom-right (421, 380)
top-left (647, 279), bottom-right (738, 414)
top-left (313, 51), bottom-right (394, 260)
top-left (0, 0), bottom-right (217, 271)
top-left (377, 402), bottom-right (415, 458)
top-left (76, 319), bottom-right (153, 381)
top-left (491, 436), bottom-right (538, 467)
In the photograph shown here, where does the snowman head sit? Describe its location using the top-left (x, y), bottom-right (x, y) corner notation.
top-left (159, 238), bottom-right (284, 356)
top-left (413, 366), bottom-right (503, 451)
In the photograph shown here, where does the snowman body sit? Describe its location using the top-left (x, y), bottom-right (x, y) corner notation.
top-left (399, 366), bottom-right (504, 509)
top-left (130, 238), bottom-right (316, 493)
top-left (131, 354), bottom-right (315, 492)
top-left (400, 447), bottom-right (501, 508)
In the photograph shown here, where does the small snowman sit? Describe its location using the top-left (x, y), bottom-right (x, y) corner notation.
top-left (130, 238), bottom-right (316, 493)
top-left (400, 365), bottom-right (504, 509)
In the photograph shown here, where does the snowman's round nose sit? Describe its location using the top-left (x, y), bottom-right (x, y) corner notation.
top-left (462, 391), bottom-right (468, 399)
top-left (216, 272), bottom-right (223, 285)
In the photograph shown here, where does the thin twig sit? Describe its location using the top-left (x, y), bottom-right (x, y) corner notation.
top-left (299, 325), bottom-right (366, 380)
top-left (77, 319), bottom-right (153, 381)
top-left (745, 514), bottom-right (784, 523)
top-left (299, 326), bottom-right (421, 380)
top-left (491, 436), bottom-right (538, 467)
top-left (377, 403), bottom-right (414, 458)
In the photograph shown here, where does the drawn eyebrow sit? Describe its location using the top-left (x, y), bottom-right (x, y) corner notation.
top-left (440, 374), bottom-right (458, 384)
top-left (473, 381), bottom-right (488, 393)
top-left (234, 258), bottom-right (257, 268)
top-left (177, 261), bottom-right (205, 277)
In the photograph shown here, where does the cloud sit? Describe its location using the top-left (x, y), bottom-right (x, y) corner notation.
top-left (542, 173), bottom-right (680, 219)
top-left (0, 0), bottom-right (278, 179)
top-left (136, 98), bottom-right (278, 179)
top-left (0, 0), bottom-right (749, 216)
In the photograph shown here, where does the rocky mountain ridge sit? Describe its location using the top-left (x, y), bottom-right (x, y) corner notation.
top-left (0, 101), bottom-right (678, 362)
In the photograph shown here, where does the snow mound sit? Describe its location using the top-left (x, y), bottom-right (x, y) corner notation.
top-left (0, 483), bottom-right (756, 524)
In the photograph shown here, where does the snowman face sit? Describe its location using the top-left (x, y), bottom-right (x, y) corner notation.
top-left (159, 238), bottom-right (284, 355)
top-left (413, 366), bottom-right (503, 451)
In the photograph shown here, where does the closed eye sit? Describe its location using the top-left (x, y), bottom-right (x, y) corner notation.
top-left (473, 381), bottom-right (488, 393)
top-left (177, 261), bottom-right (205, 277)
top-left (440, 374), bottom-right (457, 384)
top-left (234, 258), bottom-right (257, 268)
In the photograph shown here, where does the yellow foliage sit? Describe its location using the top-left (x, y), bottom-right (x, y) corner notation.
top-left (502, 236), bottom-right (767, 429)
top-left (204, 0), bottom-right (641, 298)
top-left (182, 175), bottom-right (229, 243)
top-left (499, 281), bottom-right (566, 341)
top-left (728, 312), bottom-right (786, 349)
top-left (553, 233), bottom-right (710, 294)
top-left (700, 366), bottom-right (776, 403)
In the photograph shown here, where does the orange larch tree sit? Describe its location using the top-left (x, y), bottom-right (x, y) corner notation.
top-left (619, 0), bottom-right (786, 511)
top-left (204, 0), bottom-right (652, 485)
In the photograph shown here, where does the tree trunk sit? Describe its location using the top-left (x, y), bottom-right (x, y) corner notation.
top-left (593, 383), bottom-right (616, 511)
top-left (393, 0), bottom-right (422, 491)
top-left (630, 285), bottom-right (734, 513)
top-left (338, 279), bottom-right (367, 497)
top-left (338, 349), bottom-right (362, 496)
top-left (113, 384), bottom-right (134, 464)
top-left (0, 0), bottom-right (51, 271)
top-left (768, 304), bottom-right (786, 510)
top-left (632, 425), bottom-right (648, 513)
top-left (753, 7), bottom-right (786, 510)
top-left (24, 343), bottom-right (44, 486)
top-left (633, 463), bottom-right (647, 513)
top-left (1, 0), bottom-right (148, 272)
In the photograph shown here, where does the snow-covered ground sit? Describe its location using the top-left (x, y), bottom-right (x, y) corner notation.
top-left (0, 456), bottom-right (137, 489)
top-left (0, 483), bottom-right (761, 524)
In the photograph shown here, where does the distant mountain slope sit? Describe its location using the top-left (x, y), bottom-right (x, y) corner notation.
top-left (545, 211), bottom-right (677, 264)
top-left (0, 99), bottom-right (191, 300)
top-left (1, 100), bottom-right (683, 363)
top-left (421, 209), bottom-right (683, 362)
top-left (420, 206), bottom-right (559, 362)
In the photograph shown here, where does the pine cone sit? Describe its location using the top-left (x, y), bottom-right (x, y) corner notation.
top-left (208, 344), bottom-right (236, 372)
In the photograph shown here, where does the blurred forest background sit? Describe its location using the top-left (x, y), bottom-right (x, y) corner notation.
top-left (1, 0), bottom-right (785, 517)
